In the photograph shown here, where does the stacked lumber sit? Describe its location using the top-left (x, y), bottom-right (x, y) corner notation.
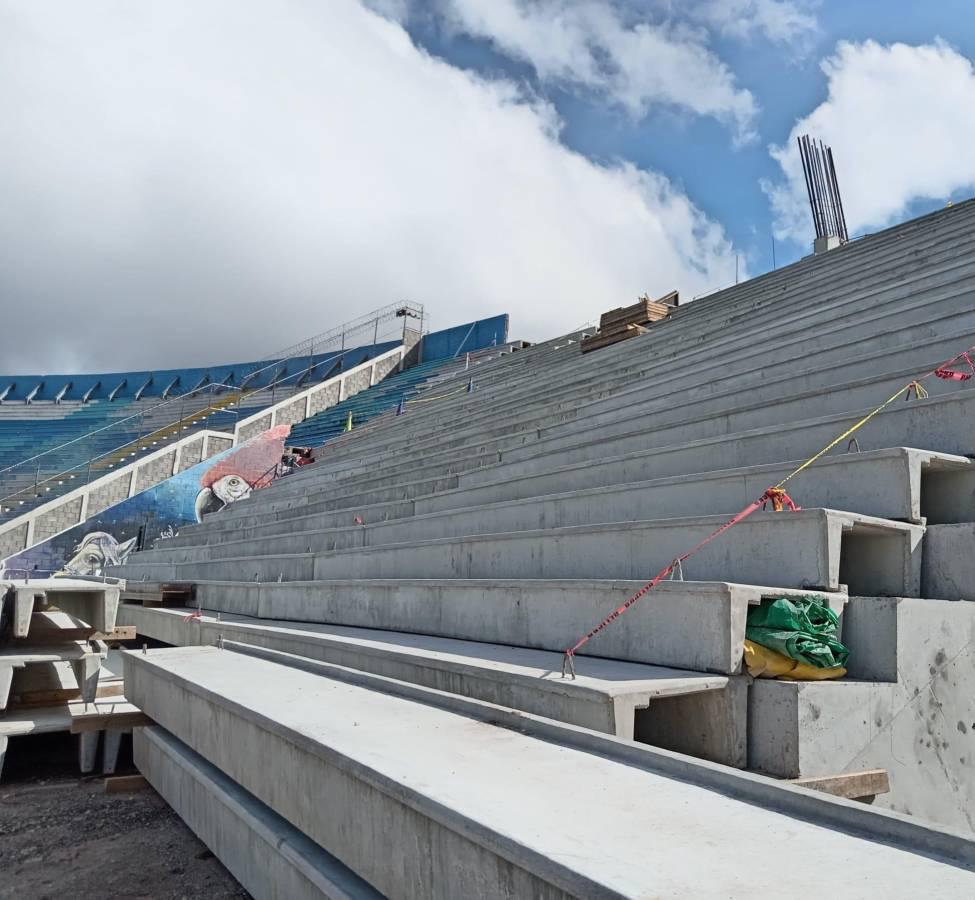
top-left (122, 582), bottom-right (196, 608)
top-left (581, 290), bottom-right (678, 354)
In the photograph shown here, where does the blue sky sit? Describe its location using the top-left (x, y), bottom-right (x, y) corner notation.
top-left (402, 0), bottom-right (975, 274)
top-left (5, 1), bottom-right (975, 370)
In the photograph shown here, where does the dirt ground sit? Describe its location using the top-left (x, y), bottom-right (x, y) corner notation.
top-left (0, 731), bottom-right (250, 900)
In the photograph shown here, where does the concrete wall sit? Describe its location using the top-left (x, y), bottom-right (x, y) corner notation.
top-left (750, 596), bottom-right (975, 833)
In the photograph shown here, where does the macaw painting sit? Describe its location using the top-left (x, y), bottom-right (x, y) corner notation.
top-left (0, 424), bottom-right (292, 578)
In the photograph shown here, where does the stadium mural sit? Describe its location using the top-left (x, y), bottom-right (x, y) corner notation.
top-left (0, 425), bottom-right (292, 578)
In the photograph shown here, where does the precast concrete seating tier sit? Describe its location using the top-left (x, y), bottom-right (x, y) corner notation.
top-left (296, 325), bottom-right (975, 487)
top-left (0, 577), bottom-right (122, 637)
top-left (119, 580), bottom-right (842, 673)
top-left (213, 385), bottom-right (975, 528)
top-left (261, 216), bottom-right (975, 488)
top-left (0, 641), bottom-right (105, 710)
top-left (163, 449), bottom-right (974, 553)
top-left (116, 604), bottom-right (736, 746)
top-left (124, 644), bottom-right (975, 899)
top-left (135, 727), bottom-right (385, 900)
top-left (122, 509), bottom-right (924, 598)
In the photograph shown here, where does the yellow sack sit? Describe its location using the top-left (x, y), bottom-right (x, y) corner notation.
top-left (743, 639), bottom-right (846, 681)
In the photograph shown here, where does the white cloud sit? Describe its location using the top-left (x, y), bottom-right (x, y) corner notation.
top-left (691, 0), bottom-right (817, 45)
top-left (765, 39), bottom-right (975, 243)
top-left (416, 0), bottom-right (759, 143)
top-left (0, 0), bottom-right (740, 373)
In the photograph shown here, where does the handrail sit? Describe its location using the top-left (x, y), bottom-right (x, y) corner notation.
top-left (0, 326), bottom-right (409, 510)
top-left (0, 305), bottom-right (418, 480)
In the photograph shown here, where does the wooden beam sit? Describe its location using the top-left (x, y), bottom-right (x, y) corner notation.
top-left (789, 769), bottom-right (890, 800)
top-left (104, 774), bottom-right (149, 794)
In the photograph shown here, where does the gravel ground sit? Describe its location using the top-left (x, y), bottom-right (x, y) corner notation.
top-left (0, 731), bottom-right (250, 900)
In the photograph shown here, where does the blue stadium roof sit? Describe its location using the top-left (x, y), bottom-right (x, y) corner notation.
top-left (0, 341), bottom-right (400, 404)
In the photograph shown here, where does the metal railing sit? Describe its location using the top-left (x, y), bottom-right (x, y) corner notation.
top-left (0, 306), bottom-right (421, 517)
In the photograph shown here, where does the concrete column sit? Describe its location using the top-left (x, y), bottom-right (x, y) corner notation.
top-left (78, 731), bottom-right (100, 774)
top-left (0, 736), bottom-right (7, 784)
top-left (127, 469), bottom-right (138, 498)
top-left (338, 375), bottom-right (347, 402)
top-left (102, 729), bottom-right (124, 775)
top-left (13, 591), bottom-right (37, 638)
top-left (71, 655), bottom-right (102, 704)
top-left (0, 665), bottom-right (13, 711)
top-left (304, 391), bottom-right (313, 419)
top-left (24, 515), bottom-right (34, 548)
top-left (172, 443), bottom-right (182, 474)
top-left (78, 490), bottom-right (89, 523)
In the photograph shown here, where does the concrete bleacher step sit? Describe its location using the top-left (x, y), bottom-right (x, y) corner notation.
top-left (225, 384), bottom-right (975, 526)
top-left (124, 644), bottom-right (975, 898)
top-left (135, 727), bottom-right (384, 900)
top-left (166, 448), bottom-right (973, 551)
top-left (126, 509), bottom-right (921, 596)
top-left (309, 215), bottom-right (975, 466)
top-left (315, 316), bottom-right (975, 478)
top-left (116, 605), bottom-right (736, 747)
top-left (466, 390), bottom-right (975, 489)
top-left (236, 270), bottom-right (975, 502)
top-left (286, 260), bottom-right (971, 478)
top-left (116, 579), bottom-right (846, 674)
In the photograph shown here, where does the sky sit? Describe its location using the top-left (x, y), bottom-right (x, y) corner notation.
top-left (3, 1), bottom-right (975, 373)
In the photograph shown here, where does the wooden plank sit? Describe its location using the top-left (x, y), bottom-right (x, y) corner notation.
top-left (10, 681), bottom-right (125, 708)
top-left (23, 624), bottom-right (137, 643)
top-left (104, 774), bottom-right (149, 794)
top-left (71, 710), bottom-right (153, 733)
top-left (580, 324), bottom-right (647, 354)
top-left (788, 769), bottom-right (890, 800)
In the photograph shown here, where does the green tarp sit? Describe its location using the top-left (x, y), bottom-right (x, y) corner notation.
top-left (745, 595), bottom-right (849, 669)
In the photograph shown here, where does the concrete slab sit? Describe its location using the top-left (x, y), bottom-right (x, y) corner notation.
top-left (135, 727), bottom-right (385, 899)
top-left (124, 645), bottom-right (975, 898)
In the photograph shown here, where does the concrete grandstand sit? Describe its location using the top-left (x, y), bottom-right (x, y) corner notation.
top-left (4, 203), bottom-right (975, 896)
